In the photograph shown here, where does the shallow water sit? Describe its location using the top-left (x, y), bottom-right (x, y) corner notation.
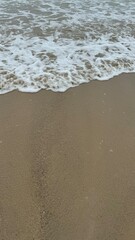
top-left (0, 0), bottom-right (135, 93)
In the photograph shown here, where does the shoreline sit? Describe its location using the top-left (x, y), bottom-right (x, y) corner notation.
top-left (0, 73), bottom-right (135, 240)
top-left (0, 72), bottom-right (135, 95)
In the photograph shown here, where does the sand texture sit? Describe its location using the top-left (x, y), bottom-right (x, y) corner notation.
top-left (0, 73), bottom-right (135, 240)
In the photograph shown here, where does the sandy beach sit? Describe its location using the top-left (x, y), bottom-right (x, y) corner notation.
top-left (0, 73), bottom-right (135, 240)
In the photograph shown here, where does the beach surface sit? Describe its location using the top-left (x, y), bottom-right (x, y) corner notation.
top-left (0, 73), bottom-right (135, 240)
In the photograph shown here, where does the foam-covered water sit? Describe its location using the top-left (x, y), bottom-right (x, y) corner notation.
top-left (0, 0), bottom-right (135, 93)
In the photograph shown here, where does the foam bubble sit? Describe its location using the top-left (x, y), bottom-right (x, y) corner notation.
top-left (0, 0), bottom-right (135, 93)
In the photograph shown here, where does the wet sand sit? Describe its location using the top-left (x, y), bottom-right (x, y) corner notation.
top-left (0, 73), bottom-right (135, 240)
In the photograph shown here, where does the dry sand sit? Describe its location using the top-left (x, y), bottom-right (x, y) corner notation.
top-left (0, 73), bottom-right (135, 240)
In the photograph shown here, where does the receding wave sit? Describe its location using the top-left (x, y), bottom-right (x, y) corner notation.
top-left (0, 0), bottom-right (135, 93)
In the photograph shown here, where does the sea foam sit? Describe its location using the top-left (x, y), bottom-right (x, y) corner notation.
top-left (0, 0), bottom-right (135, 93)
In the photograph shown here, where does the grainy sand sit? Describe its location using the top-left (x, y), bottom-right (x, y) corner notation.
top-left (0, 73), bottom-right (135, 240)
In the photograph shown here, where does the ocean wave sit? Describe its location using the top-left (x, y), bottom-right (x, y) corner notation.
top-left (0, 0), bottom-right (135, 93)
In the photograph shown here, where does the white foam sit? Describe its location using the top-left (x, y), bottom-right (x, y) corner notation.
top-left (0, 0), bottom-right (135, 94)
